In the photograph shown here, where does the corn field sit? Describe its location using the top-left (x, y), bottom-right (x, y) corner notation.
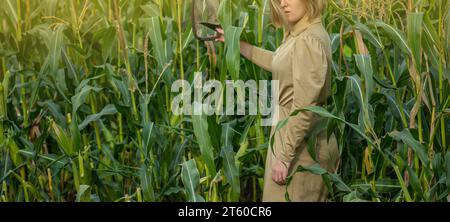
top-left (0, 0), bottom-right (449, 202)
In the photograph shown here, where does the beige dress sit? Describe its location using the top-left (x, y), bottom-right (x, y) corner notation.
top-left (249, 16), bottom-right (340, 202)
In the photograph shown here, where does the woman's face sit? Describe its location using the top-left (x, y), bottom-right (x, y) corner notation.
top-left (280, 0), bottom-right (307, 25)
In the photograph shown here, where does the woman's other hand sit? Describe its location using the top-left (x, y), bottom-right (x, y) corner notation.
top-left (272, 158), bottom-right (289, 185)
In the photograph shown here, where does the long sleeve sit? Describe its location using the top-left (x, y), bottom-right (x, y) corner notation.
top-left (250, 45), bottom-right (274, 72)
top-left (277, 35), bottom-right (328, 165)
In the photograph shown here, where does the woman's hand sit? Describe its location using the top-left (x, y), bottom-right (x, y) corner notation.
top-left (272, 158), bottom-right (289, 185)
top-left (215, 27), bottom-right (225, 43)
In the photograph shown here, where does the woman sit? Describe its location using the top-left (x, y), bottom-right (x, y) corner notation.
top-left (217, 0), bottom-right (339, 202)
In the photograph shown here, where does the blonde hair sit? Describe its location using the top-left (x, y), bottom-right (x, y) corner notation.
top-left (270, 0), bottom-right (328, 27)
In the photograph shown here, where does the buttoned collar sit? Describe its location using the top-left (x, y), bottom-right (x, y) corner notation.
top-left (284, 16), bottom-right (323, 39)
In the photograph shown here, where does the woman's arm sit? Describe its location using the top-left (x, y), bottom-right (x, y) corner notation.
top-left (247, 43), bottom-right (274, 72)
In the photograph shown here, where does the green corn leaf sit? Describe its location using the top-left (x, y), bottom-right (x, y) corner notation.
top-left (372, 20), bottom-right (411, 55)
top-left (142, 121), bottom-right (154, 160)
top-left (139, 165), bottom-right (155, 202)
top-left (78, 104), bottom-right (118, 130)
top-left (51, 121), bottom-right (74, 156)
top-left (192, 102), bottom-right (217, 178)
top-left (407, 12), bottom-right (424, 72)
top-left (48, 24), bottom-right (66, 74)
top-left (76, 185), bottom-right (92, 202)
top-left (225, 26), bottom-right (243, 80)
top-left (220, 122), bottom-right (240, 201)
top-left (445, 153), bottom-right (450, 190)
top-left (407, 166), bottom-right (424, 200)
top-left (354, 22), bottom-right (383, 49)
top-left (354, 55), bottom-right (375, 100)
top-left (71, 85), bottom-right (102, 114)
